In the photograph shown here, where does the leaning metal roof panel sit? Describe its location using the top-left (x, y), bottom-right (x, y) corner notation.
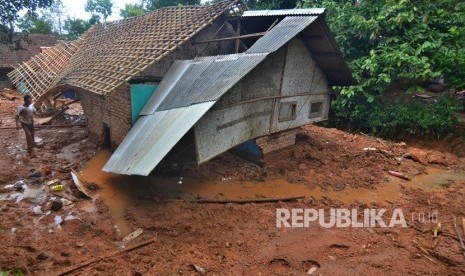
top-left (242, 8), bottom-right (325, 17)
top-left (246, 16), bottom-right (318, 54)
top-left (155, 53), bottom-right (267, 111)
top-left (139, 60), bottom-right (192, 115)
top-left (103, 101), bottom-right (215, 175)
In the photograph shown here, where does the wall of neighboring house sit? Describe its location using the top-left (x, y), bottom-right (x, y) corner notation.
top-left (194, 37), bottom-right (331, 163)
top-left (0, 68), bottom-right (13, 88)
top-left (80, 16), bottom-right (239, 148)
top-left (78, 83), bottom-right (132, 149)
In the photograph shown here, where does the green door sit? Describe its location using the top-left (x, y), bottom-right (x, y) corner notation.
top-left (130, 83), bottom-right (158, 124)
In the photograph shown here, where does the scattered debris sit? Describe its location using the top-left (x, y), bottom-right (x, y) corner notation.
top-left (433, 223), bottom-right (442, 238)
top-left (329, 243), bottom-right (349, 249)
top-left (70, 170), bottom-right (92, 198)
top-left (51, 184), bottom-right (64, 192)
top-left (302, 259), bottom-right (320, 275)
top-left (60, 198), bottom-right (73, 206)
top-left (0, 92), bottom-right (18, 101)
top-left (46, 179), bottom-right (60, 186)
top-left (453, 219), bottom-right (465, 260)
top-left (36, 252), bottom-right (49, 260)
top-left (13, 180), bottom-right (24, 191)
top-left (388, 171), bottom-right (411, 181)
top-left (414, 93), bottom-right (435, 99)
top-left (51, 199), bottom-right (63, 211)
top-left (122, 228), bottom-right (143, 243)
top-left (307, 266), bottom-right (318, 274)
top-left (191, 264), bottom-right (207, 275)
top-left (57, 238), bottom-right (156, 276)
top-left (412, 239), bottom-right (460, 266)
top-left (29, 171), bottom-right (41, 178)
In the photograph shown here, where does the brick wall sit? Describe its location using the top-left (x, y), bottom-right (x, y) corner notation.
top-left (255, 128), bottom-right (298, 165)
top-left (78, 83), bottom-right (132, 149)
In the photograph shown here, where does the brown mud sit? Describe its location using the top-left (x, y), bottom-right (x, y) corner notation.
top-left (1, 90), bottom-right (465, 275)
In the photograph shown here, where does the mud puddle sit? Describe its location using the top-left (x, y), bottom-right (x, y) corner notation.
top-left (79, 151), bottom-right (465, 235)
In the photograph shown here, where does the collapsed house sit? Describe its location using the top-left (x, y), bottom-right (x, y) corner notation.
top-left (8, 0), bottom-right (354, 176)
top-left (0, 34), bottom-right (57, 88)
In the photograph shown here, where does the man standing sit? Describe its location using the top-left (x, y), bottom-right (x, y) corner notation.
top-left (15, 95), bottom-right (36, 152)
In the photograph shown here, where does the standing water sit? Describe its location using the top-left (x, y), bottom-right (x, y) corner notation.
top-left (79, 151), bottom-right (465, 235)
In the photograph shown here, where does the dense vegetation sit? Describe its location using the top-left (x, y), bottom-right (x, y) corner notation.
top-left (299, 0), bottom-right (465, 137)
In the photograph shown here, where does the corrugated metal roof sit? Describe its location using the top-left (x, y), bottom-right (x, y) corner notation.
top-left (246, 16), bottom-right (318, 54)
top-left (103, 101), bottom-right (215, 175)
top-left (139, 60), bottom-right (191, 115)
top-left (242, 8), bottom-right (325, 17)
top-left (152, 53), bottom-right (267, 111)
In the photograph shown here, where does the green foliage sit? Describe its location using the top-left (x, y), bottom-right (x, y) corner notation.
top-left (301, 0), bottom-right (465, 93)
top-left (18, 13), bottom-right (53, 35)
top-left (0, 269), bottom-right (24, 276)
top-left (146, 0), bottom-right (200, 10)
top-left (330, 94), bottom-right (464, 138)
top-left (120, 3), bottom-right (146, 18)
top-left (299, 0), bottom-right (465, 137)
top-left (63, 18), bottom-right (93, 40)
top-left (246, 0), bottom-right (298, 9)
top-left (0, 0), bottom-right (53, 44)
top-left (85, 0), bottom-right (113, 22)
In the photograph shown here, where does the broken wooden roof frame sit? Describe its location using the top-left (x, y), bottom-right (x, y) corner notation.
top-left (7, 41), bottom-right (81, 101)
top-left (7, 0), bottom-right (246, 104)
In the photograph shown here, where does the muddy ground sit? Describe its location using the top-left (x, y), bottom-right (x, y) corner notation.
top-left (1, 90), bottom-right (465, 275)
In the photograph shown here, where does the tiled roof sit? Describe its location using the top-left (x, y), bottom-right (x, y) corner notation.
top-left (54, 0), bottom-right (243, 95)
top-left (0, 34), bottom-right (58, 68)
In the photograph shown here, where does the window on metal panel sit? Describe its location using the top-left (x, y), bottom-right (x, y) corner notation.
top-left (309, 101), bottom-right (323, 118)
top-left (278, 101), bottom-right (297, 122)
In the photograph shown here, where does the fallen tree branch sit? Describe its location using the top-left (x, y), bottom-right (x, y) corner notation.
top-left (412, 239), bottom-right (460, 266)
top-left (57, 237), bottom-right (156, 276)
top-left (190, 196), bottom-right (305, 204)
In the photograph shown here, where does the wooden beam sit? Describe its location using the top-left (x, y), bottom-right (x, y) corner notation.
top-left (235, 19), bottom-right (241, 53)
top-left (192, 32), bottom-right (266, 44)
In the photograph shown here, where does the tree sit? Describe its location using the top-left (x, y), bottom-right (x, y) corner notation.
top-left (298, 0), bottom-right (465, 137)
top-left (47, 0), bottom-right (66, 35)
top-left (85, 0), bottom-right (113, 23)
top-left (0, 0), bottom-right (54, 44)
top-left (246, 0), bottom-right (297, 10)
top-left (146, 0), bottom-right (200, 10)
top-left (18, 13), bottom-right (53, 35)
top-left (63, 17), bottom-right (93, 40)
top-left (299, 0), bottom-right (465, 93)
top-left (120, 3), bottom-right (146, 18)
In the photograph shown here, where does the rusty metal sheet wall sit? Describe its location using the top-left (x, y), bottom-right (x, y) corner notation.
top-left (194, 99), bottom-right (274, 163)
